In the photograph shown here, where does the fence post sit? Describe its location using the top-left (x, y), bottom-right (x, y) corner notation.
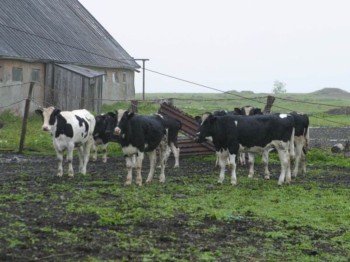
top-left (263, 95), bottom-right (275, 114)
top-left (19, 82), bottom-right (34, 153)
top-left (130, 100), bottom-right (138, 113)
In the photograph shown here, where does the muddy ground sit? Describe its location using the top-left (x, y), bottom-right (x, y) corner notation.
top-left (0, 154), bottom-right (349, 261)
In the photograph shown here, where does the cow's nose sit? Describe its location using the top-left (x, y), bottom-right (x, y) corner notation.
top-left (42, 126), bottom-right (49, 131)
top-left (114, 127), bottom-right (121, 135)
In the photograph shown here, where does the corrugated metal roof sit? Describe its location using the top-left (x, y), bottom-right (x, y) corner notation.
top-left (56, 63), bottom-right (105, 78)
top-left (0, 0), bottom-right (140, 70)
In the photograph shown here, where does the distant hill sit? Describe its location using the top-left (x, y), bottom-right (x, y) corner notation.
top-left (310, 88), bottom-right (350, 97)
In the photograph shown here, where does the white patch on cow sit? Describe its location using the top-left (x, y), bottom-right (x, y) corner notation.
top-left (235, 120), bottom-right (238, 126)
top-left (205, 136), bottom-right (213, 142)
top-left (41, 106), bottom-right (55, 131)
top-left (279, 114), bottom-right (288, 119)
top-left (243, 106), bottom-right (253, 115)
top-left (201, 113), bottom-right (210, 125)
top-left (122, 144), bottom-right (139, 156)
top-left (117, 109), bottom-right (127, 122)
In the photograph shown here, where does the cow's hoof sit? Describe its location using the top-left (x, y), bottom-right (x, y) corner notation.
top-left (248, 174), bottom-right (254, 178)
top-left (231, 181), bottom-right (237, 186)
top-left (124, 181), bottom-right (132, 186)
top-left (264, 176), bottom-right (270, 180)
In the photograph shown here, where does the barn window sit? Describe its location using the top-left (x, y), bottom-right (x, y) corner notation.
top-left (31, 69), bottom-right (40, 82)
top-left (122, 72), bottom-right (127, 83)
top-left (113, 72), bottom-right (119, 83)
top-left (12, 67), bottom-right (23, 82)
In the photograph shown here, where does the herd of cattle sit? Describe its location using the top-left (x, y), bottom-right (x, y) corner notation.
top-left (35, 105), bottom-right (309, 186)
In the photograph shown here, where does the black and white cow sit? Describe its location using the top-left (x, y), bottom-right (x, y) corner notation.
top-left (159, 115), bottom-right (182, 168)
top-left (114, 109), bottom-right (168, 186)
top-left (195, 113), bottom-right (295, 185)
top-left (92, 112), bottom-right (119, 163)
top-left (35, 106), bottom-right (96, 177)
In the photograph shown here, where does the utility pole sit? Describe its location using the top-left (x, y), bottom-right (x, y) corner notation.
top-left (135, 58), bottom-right (149, 100)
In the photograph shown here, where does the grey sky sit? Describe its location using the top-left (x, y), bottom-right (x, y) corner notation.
top-left (80, 0), bottom-right (350, 94)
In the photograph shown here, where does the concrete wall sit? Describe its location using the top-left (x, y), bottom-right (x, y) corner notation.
top-left (0, 60), bottom-right (44, 115)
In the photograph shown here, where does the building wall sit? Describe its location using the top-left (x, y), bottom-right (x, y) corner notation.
top-left (0, 59), bottom-right (136, 115)
top-left (100, 68), bottom-right (135, 104)
top-left (0, 59), bottom-right (44, 115)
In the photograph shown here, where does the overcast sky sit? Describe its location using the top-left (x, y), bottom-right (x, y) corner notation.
top-left (80, 0), bottom-right (350, 94)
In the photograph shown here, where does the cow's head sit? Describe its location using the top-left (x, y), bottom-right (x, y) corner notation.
top-left (194, 113), bottom-right (216, 143)
top-left (234, 106), bottom-right (262, 116)
top-left (94, 112), bottom-right (117, 137)
top-left (114, 109), bottom-right (134, 136)
top-left (35, 106), bottom-right (61, 132)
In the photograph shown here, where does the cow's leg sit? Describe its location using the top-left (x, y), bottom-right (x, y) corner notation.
top-left (292, 137), bottom-right (304, 177)
top-left (135, 152), bottom-right (144, 186)
top-left (217, 151), bottom-right (228, 184)
top-left (158, 141), bottom-right (168, 183)
top-left (228, 153), bottom-right (237, 185)
top-left (102, 143), bottom-right (108, 163)
top-left (146, 150), bottom-right (157, 184)
top-left (124, 156), bottom-right (134, 186)
top-left (247, 153), bottom-right (255, 178)
top-left (262, 149), bottom-right (271, 179)
top-left (67, 144), bottom-right (75, 177)
top-left (81, 139), bottom-right (93, 175)
top-left (276, 142), bottom-right (291, 185)
top-left (239, 153), bottom-right (246, 166)
top-left (56, 150), bottom-right (64, 177)
top-left (300, 150), bottom-right (307, 175)
top-left (170, 143), bottom-right (180, 168)
top-left (92, 142), bottom-right (98, 161)
top-left (162, 146), bottom-right (171, 167)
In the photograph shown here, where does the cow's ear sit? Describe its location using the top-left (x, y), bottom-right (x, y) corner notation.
top-left (53, 108), bottom-right (61, 116)
top-left (208, 114), bottom-right (217, 123)
top-left (254, 108), bottom-right (262, 115)
top-left (107, 112), bottom-right (116, 118)
top-left (127, 111), bottom-right (134, 119)
top-left (194, 116), bottom-right (202, 124)
top-left (233, 108), bottom-right (241, 114)
top-left (35, 108), bottom-right (43, 116)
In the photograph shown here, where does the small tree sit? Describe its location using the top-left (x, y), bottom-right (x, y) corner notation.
top-left (272, 80), bottom-right (287, 94)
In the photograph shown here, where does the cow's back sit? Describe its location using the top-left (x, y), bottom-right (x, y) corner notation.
top-left (59, 109), bottom-right (95, 142)
top-left (236, 114), bottom-right (294, 147)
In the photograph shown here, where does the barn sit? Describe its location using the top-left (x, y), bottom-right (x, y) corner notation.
top-left (0, 0), bottom-right (140, 115)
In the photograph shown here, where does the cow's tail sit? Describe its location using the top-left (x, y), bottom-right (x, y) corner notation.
top-left (289, 127), bottom-right (295, 160)
top-left (303, 126), bottom-right (310, 153)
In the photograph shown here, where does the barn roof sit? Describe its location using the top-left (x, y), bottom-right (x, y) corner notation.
top-left (0, 0), bottom-right (140, 70)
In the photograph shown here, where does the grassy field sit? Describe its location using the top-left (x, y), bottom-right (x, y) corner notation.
top-left (0, 89), bottom-right (349, 261)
